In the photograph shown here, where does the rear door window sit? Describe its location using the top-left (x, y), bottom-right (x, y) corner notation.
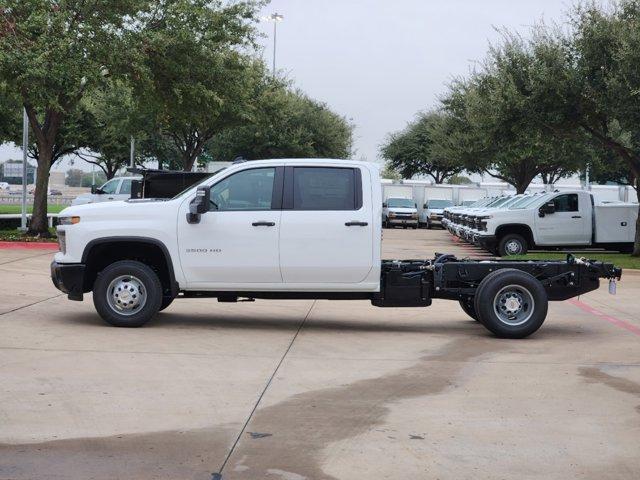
top-left (290, 167), bottom-right (360, 210)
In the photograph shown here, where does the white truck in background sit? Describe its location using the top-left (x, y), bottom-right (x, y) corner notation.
top-left (51, 160), bottom-right (622, 339)
top-left (467, 191), bottom-right (637, 256)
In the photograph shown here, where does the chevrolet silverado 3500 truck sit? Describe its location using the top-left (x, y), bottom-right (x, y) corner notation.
top-left (51, 160), bottom-right (622, 339)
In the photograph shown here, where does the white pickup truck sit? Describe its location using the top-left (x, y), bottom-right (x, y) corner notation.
top-left (447, 191), bottom-right (637, 256)
top-left (51, 160), bottom-right (621, 339)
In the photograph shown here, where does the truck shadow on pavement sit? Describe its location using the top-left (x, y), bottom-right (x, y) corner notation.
top-left (62, 310), bottom-right (589, 339)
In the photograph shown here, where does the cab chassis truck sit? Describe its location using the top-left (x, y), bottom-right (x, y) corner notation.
top-left (51, 160), bottom-right (622, 339)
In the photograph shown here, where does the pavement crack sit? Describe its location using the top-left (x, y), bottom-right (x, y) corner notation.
top-left (213, 300), bottom-right (316, 479)
top-left (0, 294), bottom-right (63, 316)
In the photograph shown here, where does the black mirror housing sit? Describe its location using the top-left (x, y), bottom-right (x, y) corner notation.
top-left (187, 186), bottom-right (210, 224)
top-left (382, 202), bottom-right (387, 208)
top-left (539, 201), bottom-right (556, 217)
top-left (91, 185), bottom-right (97, 194)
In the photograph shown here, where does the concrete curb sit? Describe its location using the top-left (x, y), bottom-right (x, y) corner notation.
top-left (0, 241), bottom-right (58, 250)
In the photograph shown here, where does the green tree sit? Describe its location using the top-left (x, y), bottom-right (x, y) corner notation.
top-left (208, 87), bottom-right (354, 161)
top-left (568, 1), bottom-right (640, 254)
top-left (0, 0), bottom-right (145, 235)
top-left (440, 33), bottom-right (586, 193)
top-left (380, 111), bottom-right (464, 183)
top-left (136, 0), bottom-right (263, 171)
top-left (74, 80), bottom-right (150, 179)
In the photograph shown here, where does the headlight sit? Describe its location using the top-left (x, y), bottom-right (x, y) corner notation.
top-left (411, 213), bottom-right (418, 219)
top-left (57, 230), bottom-right (66, 254)
top-left (430, 213), bottom-right (438, 219)
top-left (58, 216), bottom-right (81, 225)
top-left (388, 212), bottom-right (396, 218)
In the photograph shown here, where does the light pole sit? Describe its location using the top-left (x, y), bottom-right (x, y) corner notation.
top-left (19, 108), bottom-right (28, 232)
top-left (264, 12), bottom-right (284, 76)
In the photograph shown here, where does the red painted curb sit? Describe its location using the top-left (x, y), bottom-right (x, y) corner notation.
top-left (0, 241), bottom-right (58, 250)
top-left (569, 298), bottom-right (640, 337)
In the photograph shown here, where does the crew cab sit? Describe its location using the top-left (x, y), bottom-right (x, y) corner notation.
top-left (467, 191), bottom-right (636, 256)
top-left (382, 197), bottom-right (418, 228)
top-left (51, 160), bottom-right (621, 339)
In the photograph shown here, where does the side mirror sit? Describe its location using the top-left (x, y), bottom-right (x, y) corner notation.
top-left (91, 185), bottom-right (97, 194)
top-left (414, 203), bottom-right (418, 208)
top-left (539, 201), bottom-right (556, 217)
top-left (187, 186), bottom-right (210, 224)
top-left (382, 202), bottom-right (387, 208)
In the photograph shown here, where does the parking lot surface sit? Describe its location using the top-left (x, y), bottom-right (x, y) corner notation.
top-left (1, 228), bottom-right (639, 479)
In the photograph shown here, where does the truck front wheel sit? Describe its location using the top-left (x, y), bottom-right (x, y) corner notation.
top-left (473, 269), bottom-right (548, 338)
top-left (498, 233), bottom-right (527, 256)
top-left (93, 260), bottom-right (163, 327)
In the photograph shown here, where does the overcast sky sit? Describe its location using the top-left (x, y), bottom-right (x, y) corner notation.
top-left (256, 0), bottom-right (570, 164)
top-left (1, 0), bottom-right (570, 171)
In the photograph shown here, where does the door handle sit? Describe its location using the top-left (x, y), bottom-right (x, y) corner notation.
top-left (571, 215), bottom-right (582, 219)
top-left (252, 221), bottom-right (276, 227)
top-left (345, 221), bottom-right (368, 227)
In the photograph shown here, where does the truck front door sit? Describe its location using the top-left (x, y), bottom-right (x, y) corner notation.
top-left (279, 166), bottom-right (374, 284)
top-left (535, 193), bottom-right (590, 245)
top-left (178, 167), bottom-right (283, 286)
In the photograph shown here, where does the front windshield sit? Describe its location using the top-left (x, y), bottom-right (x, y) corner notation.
top-left (500, 195), bottom-right (527, 208)
top-left (510, 194), bottom-right (548, 209)
top-left (428, 199), bottom-right (453, 208)
top-left (387, 198), bottom-right (415, 208)
top-left (486, 196), bottom-right (512, 208)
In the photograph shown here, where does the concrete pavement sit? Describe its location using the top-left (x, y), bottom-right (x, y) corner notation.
top-left (1, 229), bottom-right (639, 479)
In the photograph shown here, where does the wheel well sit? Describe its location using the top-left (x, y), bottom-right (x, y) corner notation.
top-left (495, 224), bottom-right (533, 248)
top-left (82, 240), bottom-right (176, 296)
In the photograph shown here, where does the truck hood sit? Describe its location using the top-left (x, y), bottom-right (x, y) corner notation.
top-left (59, 198), bottom-right (173, 218)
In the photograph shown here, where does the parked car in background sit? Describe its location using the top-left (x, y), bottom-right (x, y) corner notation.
top-left (49, 189), bottom-right (63, 196)
top-left (71, 176), bottom-right (140, 206)
top-left (420, 199), bottom-right (454, 228)
top-left (383, 197), bottom-right (418, 228)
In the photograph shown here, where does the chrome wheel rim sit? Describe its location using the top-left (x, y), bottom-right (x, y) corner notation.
top-left (505, 239), bottom-right (523, 255)
top-left (106, 275), bottom-right (147, 316)
top-left (493, 285), bottom-right (534, 326)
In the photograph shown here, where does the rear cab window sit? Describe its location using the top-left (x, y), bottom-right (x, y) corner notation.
top-left (284, 166), bottom-right (362, 210)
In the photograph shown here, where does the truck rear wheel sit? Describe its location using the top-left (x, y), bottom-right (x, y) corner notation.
top-left (498, 233), bottom-right (527, 256)
top-left (93, 260), bottom-right (162, 327)
top-left (458, 297), bottom-right (479, 321)
top-left (474, 269), bottom-right (548, 338)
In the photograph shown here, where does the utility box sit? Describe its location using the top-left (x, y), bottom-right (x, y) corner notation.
top-left (593, 204), bottom-right (638, 243)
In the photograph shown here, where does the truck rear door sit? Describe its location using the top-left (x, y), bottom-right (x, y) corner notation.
top-left (279, 165), bottom-right (374, 284)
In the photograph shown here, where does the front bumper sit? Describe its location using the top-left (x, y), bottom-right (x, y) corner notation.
top-left (51, 261), bottom-right (86, 301)
top-left (387, 217), bottom-right (418, 226)
top-left (475, 234), bottom-right (498, 252)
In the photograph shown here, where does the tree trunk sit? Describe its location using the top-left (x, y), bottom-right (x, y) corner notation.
top-left (632, 175), bottom-right (640, 257)
top-left (27, 148), bottom-right (53, 236)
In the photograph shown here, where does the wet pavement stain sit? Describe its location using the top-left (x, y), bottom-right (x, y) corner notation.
top-left (225, 337), bottom-right (504, 480)
top-left (580, 366), bottom-right (640, 413)
top-left (0, 426), bottom-right (236, 480)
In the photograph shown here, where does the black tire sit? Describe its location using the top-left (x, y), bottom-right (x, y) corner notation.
top-left (459, 297), bottom-right (479, 322)
top-left (425, 221), bottom-right (432, 229)
top-left (498, 233), bottom-right (528, 257)
top-left (383, 218), bottom-right (389, 229)
top-left (474, 269), bottom-right (548, 339)
top-left (159, 295), bottom-right (175, 312)
top-left (93, 260), bottom-right (163, 327)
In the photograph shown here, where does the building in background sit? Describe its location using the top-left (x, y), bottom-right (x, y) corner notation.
top-left (0, 160), bottom-right (36, 185)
